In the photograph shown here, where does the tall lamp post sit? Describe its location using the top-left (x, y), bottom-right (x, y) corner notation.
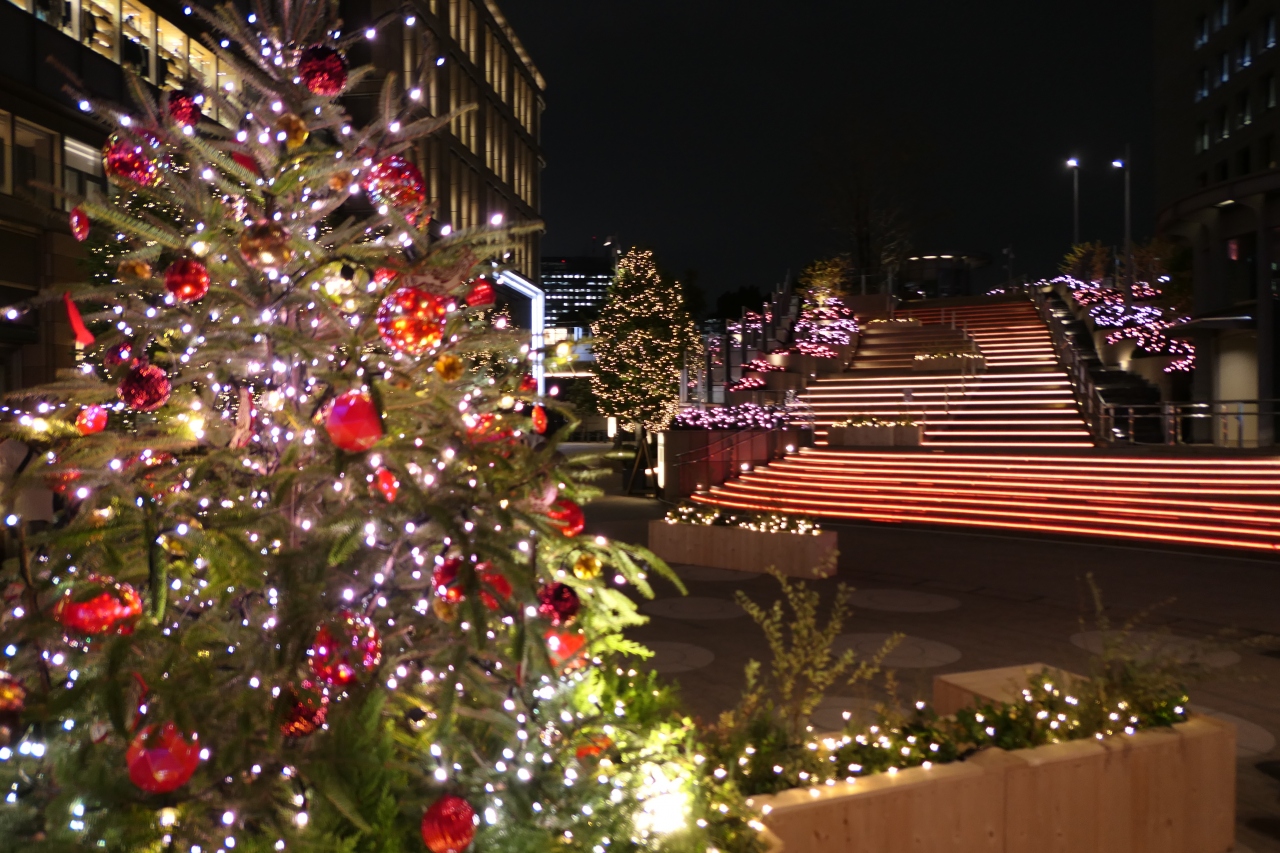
top-left (1112, 151), bottom-right (1132, 303)
top-left (1066, 158), bottom-right (1081, 247)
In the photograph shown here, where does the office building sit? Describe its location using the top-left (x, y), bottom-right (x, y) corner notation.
top-left (541, 255), bottom-right (614, 330)
top-left (0, 0), bottom-right (542, 390)
top-left (1154, 0), bottom-right (1280, 442)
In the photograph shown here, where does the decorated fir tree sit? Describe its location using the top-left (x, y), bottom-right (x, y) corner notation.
top-left (590, 251), bottom-right (700, 433)
top-left (0, 4), bottom-right (761, 852)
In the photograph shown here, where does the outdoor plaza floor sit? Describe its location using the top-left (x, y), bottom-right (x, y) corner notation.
top-left (570, 449), bottom-right (1280, 853)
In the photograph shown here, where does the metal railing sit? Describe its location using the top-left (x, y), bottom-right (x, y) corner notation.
top-left (1102, 400), bottom-right (1280, 447)
top-left (1031, 288), bottom-right (1109, 444)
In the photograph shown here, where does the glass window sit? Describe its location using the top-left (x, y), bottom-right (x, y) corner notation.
top-left (1217, 105), bottom-right (1230, 139)
top-left (32, 0), bottom-right (74, 37)
top-left (1239, 91), bottom-right (1253, 125)
top-left (189, 40), bottom-right (214, 90)
top-left (156, 18), bottom-right (186, 90)
top-left (1219, 52), bottom-right (1230, 84)
top-left (80, 0), bottom-right (118, 61)
top-left (63, 137), bottom-right (104, 210)
top-left (1267, 16), bottom-right (1277, 49)
top-left (13, 119), bottom-right (56, 209)
top-left (119, 0), bottom-right (154, 80)
top-left (1267, 74), bottom-right (1277, 108)
top-left (1196, 67), bottom-right (1209, 101)
top-left (1239, 36), bottom-right (1253, 68)
top-left (1195, 14), bottom-right (1209, 48)
top-left (1197, 121), bottom-right (1210, 153)
top-left (1217, 0), bottom-right (1229, 30)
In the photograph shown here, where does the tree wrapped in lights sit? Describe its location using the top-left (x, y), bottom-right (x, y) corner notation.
top-left (590, 251), bottom-right (701, 432)
top-left (0, 5), bottom-right (760, 852)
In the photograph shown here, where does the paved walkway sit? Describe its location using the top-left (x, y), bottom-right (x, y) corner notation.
top-left (573, 449), bottom-right (1280, 852)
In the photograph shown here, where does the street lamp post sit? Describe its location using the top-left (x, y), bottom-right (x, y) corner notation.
top-left (1066, 158), bottom-right (1080, 247)
top-left (1112, 150), bottom-right (1132, 303)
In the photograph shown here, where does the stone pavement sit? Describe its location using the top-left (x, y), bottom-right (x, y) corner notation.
top-left (569, 446), bottom-right (1280, 853)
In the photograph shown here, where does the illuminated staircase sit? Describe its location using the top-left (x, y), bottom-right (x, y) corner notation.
top-left (807, 300), bottom-right (1094, 447)
top-left (696, 449), bottom-right (1280, 553)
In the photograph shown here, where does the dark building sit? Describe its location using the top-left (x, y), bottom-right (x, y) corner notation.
top-left (541, 255), bottom-right (614, 330)
top-left (0, 0), bottom-right (542, 390)
top-left (898, 254), bottom-right (988, 300)
top-left (1154, 0), bottom-right (1280, 444)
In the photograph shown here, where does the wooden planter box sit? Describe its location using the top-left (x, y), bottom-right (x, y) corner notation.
top-left (827, 424), bottom-right (923, 447)
top-left (647, 519), bottom-right (837, 578)
top-left (763, 371), bottom-right (806, 392)
top-left (865, 318), bottom-right (922, 329)
top-left (912, 355), bottom-right (986, 372)
top-left (751, 664), bottom-right (1236, 853)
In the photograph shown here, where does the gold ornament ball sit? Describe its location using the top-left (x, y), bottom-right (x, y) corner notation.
top-left (434, 354), bottom-right (464, 382)
top-left (328, 172), bottom-right (353, 192)
top-left (117, 258), bottom-right (153, 280)
top-left (572, 553), bottom-right (602, 580)
top-left (276, 113), bottom-right (310, 151)
top-left (431, 597), bottom-right (458, 621)
top-left (238, 220), bottom-right (295, 271)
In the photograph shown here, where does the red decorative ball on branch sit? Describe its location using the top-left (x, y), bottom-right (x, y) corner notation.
top-left (53, 575), bottom-right (143, 635)
top-left (164, 258), bottom-right (210, 302)
top-left (421, 794), bottom-right (477, 853)
top-left (75, 405), bottom-right (108, 435)
top-left (117, 363), bottom-right (171, 411)
top-left (280, 680), bottom-right (329, 738)
top-left (299, 45), bottom-right (348, 96)
top-left (69, 207), bottom-right (90, 242)
top-left (322, 390), bottom-right (383, 452)
top-left (544, 628), bottom-right (587, 670)
top-left (167, 90), bottom-right (202, 127)
top-left (531, 404), bottom-right (547, 435)
top-left (477, 563), bottom-right (510, 611)
top-left (102, 133), bottom-right (163, 187)
top-left (308, 610), bottom-right (382, 687)
top-left (432, 557), bottom-right (464, 603)
top-left (231, 151), bottom-right (261, 176)
top-left (377, 286), bottom-right (447, 355)
top-left (103, 341), bottom-right (133, 369)
top-left (464, 277), bottom-right (496, 308)
top-left (364, 155), bottom-right (427, 224)
top-left (536, 583), bottom-right (580, 626)
top-left (374, 467), bottom-right (399, 503)
top-left (546, 499), bottom-right (585, 538)
top-left (126, 722), bottom-right (200, 794)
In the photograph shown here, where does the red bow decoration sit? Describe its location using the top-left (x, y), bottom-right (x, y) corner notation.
top-left (63, 292), bottom-right (95, 346)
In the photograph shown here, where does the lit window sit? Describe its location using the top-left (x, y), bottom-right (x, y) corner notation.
top-left (1195, 13), bottom-right (1209, 48)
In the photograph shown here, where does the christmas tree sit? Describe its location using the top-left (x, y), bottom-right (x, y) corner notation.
top-left (0, 4), bottom-right (760, 852)
top-left (590, 251), bottom-right (700, 433)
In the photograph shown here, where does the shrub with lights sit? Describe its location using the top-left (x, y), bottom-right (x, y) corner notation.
top-left (0, 5), bottom-right (761, 852)
top-left (590, 251), bottom-right (701, 433)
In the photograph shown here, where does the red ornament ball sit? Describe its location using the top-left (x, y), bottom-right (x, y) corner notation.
top-left (373, 267), bottom-right (399, 289)
top-left (299, 45), bottom-right (348, 96)
top-left (308, 610), bottom-right (382, 687)
top-left (432, 557), bottom-right (464, 603)
top-left (518, 374), bottom-right (537, 393)
top-left (0, 671), bottom-right (25, 715)
top-left (103, 341), bottom-right (133, 369)
top-left (544, 628), bottom-right (587, 670)
top-left (364, 155), bottom-right (426, 224)
top-left (102, 133), bottom-right (163, 187)
top-left (374, 467), bottom-right (399, 503)
top-left (421, 794), bottom-right (477, 853)
top-left (118, 363), bottom-right (171, 411)
top-left (164, 258), bottom-right (210, 302)
top-left (54, 575), bottom-right (143, 635)
top-left (377, 286), bottom-right (447, 355)
top-left (477, 563), bottom-right (511, 611)
top-left (531, 404), bottom-right (548, 435)
top-left (167, 90), bottom-right (202, 127)
top-left (69, 206), bottom-right (90, 242)
top-left (280, 680), bottom-right (328, 737)
top-left (537, 583), bottom-right (580, 626)
top-left (231, 151), bottom-right (261, 176)
top-left (464, 277), bottom-right (496, 308)
top-left (322, 390), bottom-right (382, 452)
top-left (126, 722), bottom-right (200, 794)
top-left (546, 499), bottom-right (585, 538)
top-left (75, 405), bottom-right (108, 435)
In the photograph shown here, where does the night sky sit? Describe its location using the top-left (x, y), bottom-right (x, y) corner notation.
top-left (497, 0), bottom-right (1155, 300)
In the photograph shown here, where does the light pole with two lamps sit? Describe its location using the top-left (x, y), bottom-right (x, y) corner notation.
top-left (1066, 158), bottom-right (1081, 247)
top-left (1112, 150), bottom-right (1132, 302)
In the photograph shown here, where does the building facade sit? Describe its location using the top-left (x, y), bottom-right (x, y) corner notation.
top-left (1154, 0), bottom-right (1280, 443)
top-left (541, 255), bottom-right (614, 331)
top-left (0, 0), bottom-right (542, 390)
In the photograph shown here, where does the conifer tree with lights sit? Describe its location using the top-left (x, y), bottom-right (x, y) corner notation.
top-left (0, 5), bottom-right (762, 853)
top-left (590, 251), bottom-right (700, 433)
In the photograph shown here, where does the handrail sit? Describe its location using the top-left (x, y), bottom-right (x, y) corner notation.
top-left (1032, 288), bottom-right (1109, 445)
top-left (1101, 399), bottom-right (1280, 447)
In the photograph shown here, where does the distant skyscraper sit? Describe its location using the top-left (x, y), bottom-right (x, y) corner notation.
top-left (541, 256), bottom-right (614, 329)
